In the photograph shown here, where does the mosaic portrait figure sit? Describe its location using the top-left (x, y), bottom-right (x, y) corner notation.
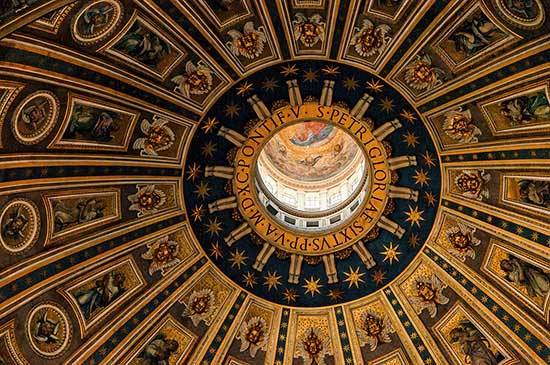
top-left (517, 179), bottom-right (550, 208)
top-left (53, 197), bottom-right (106, 232)
top-left (500, 255), bottom-right (550, 300)
top-left (80, 3), bottom-right (115, 36)
top-left (73, 270), bottom-right (126, 319)
top-left (12, 91), bottom-right (60, 145)
top-left (137, 332), bottom-right (179, 365)
top-left (499, 92), bottom-right (550, 125)
top-left (450, 320), bottom-right (504, 365)
top-left (505, 0), bottom-right (538, 18)
top-left (0, 199), bottom-right (40, 253)
top-left (64, 104), bottom-right (120, 143)
top-left (26, 303), bottom-right (72, 358)
top-left (21, 97), bottom-right (50, 132)
top-left (2, 205), bottom-right (28, 241)
top-left (449, 13), bottom-right (503, 57)
top-left (112, 20), bottom-right (176, 73)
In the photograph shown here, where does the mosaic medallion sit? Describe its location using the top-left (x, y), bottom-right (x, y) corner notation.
top-left (0, 198), bottom-right (40, 254)
top-left (497, 0), bottom-right (546, 29)
top-left (72, 0), bottom-right (124, 45)
top-left (11, 91), bottom-right (59, 145)
top-left (26, 302), bottom-right (72, 358)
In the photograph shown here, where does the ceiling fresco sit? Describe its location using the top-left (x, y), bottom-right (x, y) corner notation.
top-left (0, 1), bottom-right (548, 365)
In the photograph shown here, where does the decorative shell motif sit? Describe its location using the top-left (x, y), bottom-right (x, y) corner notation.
top-left (182, 288), bottom-right (216, 327)
top-left (445, 222), bottom-right (481, 262)
top-left (236, 316), bottom-right (269, 357)
top-left (293, 13), bottom-right (325, 48)
top-left (141, 236), bottom-right (181, 275)
top-left (404, 54), bottom-right (445, 91)
top-left (127, 185), bottom-right (167, 217)
top-left (350, 19), bottom-right (392, 58)
top-left (443, 108), bottom-right (481, 144)
top-left (408, 274), bottom-right (450, 318)
top-left (172, 61), bottom-right (213, 98)
top-left (356, 310), bottom-right (395, 351)
top-left (296, 326), bottom-right (331, 365)
top-left (454, 170), bottom-right (491, 201)
top-left (227, 21), bottom-right (267, 59)
top-left (133, 117), bottom-right (175, 156)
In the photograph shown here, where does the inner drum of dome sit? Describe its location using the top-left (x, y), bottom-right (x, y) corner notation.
top-left (184, 60), bottom-right (441, 307)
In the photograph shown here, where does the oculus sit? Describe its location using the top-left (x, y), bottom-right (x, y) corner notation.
top-left (234, 103), bottom-right (389, 252)
top-left (255, 119), bottom-right (369, 233)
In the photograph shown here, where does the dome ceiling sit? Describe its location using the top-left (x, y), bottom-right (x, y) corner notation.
top-left (0, 1), bottom-right (549, 365)
top-left (261, 121), bottom-right (360, 182)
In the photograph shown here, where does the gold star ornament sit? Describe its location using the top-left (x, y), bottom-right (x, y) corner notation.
top-left (381, 242), bottom-right (401, 265)
top-left (230, 249), bottom-right (248, 269)
top-left (404, 205), bottom-right (425, 227)
top-left (343, 266), bottom-right (366, 288)
top-left (281, 64), bottom-right (299, 77)
top-left (186, 163), bottom-right (201, 181)
top-left (264, 271), bottom-right (282, 291)
top-left (201, 117), bottom-right (218, 134)
top-left (413, 169), bottom-right (430, 187)
top-left (236, 81), bottom-right (254, 96)
top-left (303, 276), bottom-right (323, 296)
top-left (205, 217), bottom-right (222, 236)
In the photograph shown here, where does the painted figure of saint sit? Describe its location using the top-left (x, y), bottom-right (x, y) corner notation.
top-left (290, 122), bottom-right (333, 146)
top-left (66, 105), bottom-right (120, 142)
top-left (518, 179), bottom-right (550, 208)
top-left (500, 256), bottom-right (550, 299)
top-left (138, 333), bottom-right (179, 365)
top-left (53, 198), bottom-right (106, 232)
top-left (114, 22), bottom-right (171, 69)
top-left (74, 270), bottom-right (126, 319)
top-left (450, 320), bottom-right (504, 365)
top-left (499, 92), bottom-right (550, 125)
top-left (449, 14), bottom-right (500, 57)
